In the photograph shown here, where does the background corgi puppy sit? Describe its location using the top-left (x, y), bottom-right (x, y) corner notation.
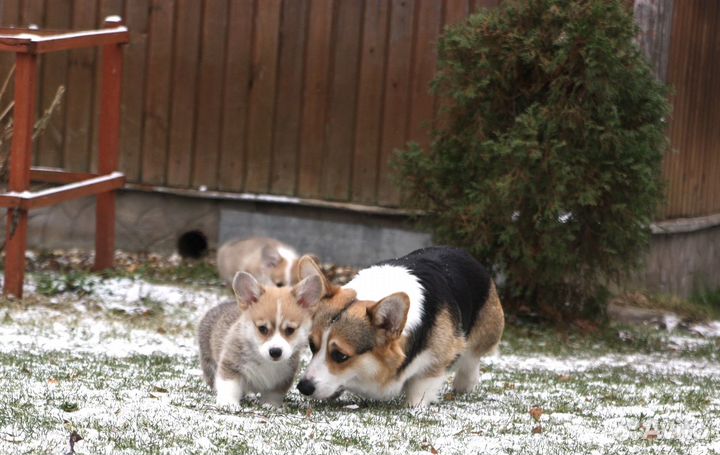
top-left (217, 237), bottom-right (299, 287)
top-left (295, 247), bottom-right (504, 407)
top-left (198, 271), bottom-right (322, 406)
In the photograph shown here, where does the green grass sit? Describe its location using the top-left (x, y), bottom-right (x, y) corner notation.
top-left (1, 278), bottom-right (719, 454)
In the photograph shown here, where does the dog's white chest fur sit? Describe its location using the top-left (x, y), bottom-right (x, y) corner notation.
top-left (243, 358), bottom-right (295, 392)
top-left (343, 265), bottom-right (425, 336)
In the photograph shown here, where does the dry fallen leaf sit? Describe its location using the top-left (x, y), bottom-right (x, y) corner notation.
top-left (530, 406), bottom-right (544, 422)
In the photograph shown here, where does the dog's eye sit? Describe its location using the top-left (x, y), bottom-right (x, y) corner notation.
top-left (308, 339), bottom-right (317, 354)
top-left (331, 350), bottom-right (349, 364)
top-left (284, 327), bottom-right (295, 336)
top-left (257, 325), bottom-right (269, 335)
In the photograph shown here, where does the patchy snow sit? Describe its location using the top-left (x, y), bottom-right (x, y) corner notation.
top-left (1, 276), bottom-right (719, 454)
top-left (689, 321), bottom-right (720, 338)
top-left (487, 352), bottom-right (720, 378)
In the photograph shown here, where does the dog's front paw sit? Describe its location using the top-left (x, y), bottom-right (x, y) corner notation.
top-left (260, 391), bottom-right (284, 408)
top-left (215, 394), bottom-right (240, 407)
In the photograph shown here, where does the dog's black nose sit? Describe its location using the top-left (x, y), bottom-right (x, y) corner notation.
top-left (269, 347), bottom-right (282, 359)
top-left (297, 378), bottom-right (315, 396)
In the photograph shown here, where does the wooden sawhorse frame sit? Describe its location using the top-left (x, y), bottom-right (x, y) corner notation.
top-left (0, 16), bottom-right (129, 298)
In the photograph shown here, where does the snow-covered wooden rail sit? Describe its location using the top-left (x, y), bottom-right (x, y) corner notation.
top-left (0, 16), bottom-right (128, 298)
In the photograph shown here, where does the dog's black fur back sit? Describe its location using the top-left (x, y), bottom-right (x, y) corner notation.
top-left (378, 246), bottom-right (492, 369)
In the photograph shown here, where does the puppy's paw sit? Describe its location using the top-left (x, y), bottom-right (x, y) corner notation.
top-left (215, 394), bottom-right (239, 407)
top-left (260, 391), bottom-right (284, 408)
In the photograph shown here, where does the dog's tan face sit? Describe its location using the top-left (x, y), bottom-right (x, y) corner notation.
top-left (232, 271), bottom-right (322, 362)
top-left (300, 293), bottom-right (410, 399)
top-left (294, 255), bottom-right (410, 399)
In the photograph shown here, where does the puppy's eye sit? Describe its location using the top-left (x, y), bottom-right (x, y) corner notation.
top-left (284, 327), bottom-right (295, 336)
top-left (257, 325), bottom-right (269, 335)
top-left (308, 339), bottom-right (318, 354)
top-left (331, 350), bottom-right (349, 364)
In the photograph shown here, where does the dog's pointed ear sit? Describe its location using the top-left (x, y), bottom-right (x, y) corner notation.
top-left (296, 255), bottom-right (332, 296)
top-left (261, 244), bottom-right (282, 268)
top-left (232, 272), bottom-right (264, 309)
top-left (292, 274), bottom-right (323, 310)
top-left (367, 292), bottom-right (410, 341)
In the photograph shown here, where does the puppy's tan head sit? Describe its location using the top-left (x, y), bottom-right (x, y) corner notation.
top-left (261, 244), bottom-right (299, 287)
top-left (231, 271), bottom-right (323, 362)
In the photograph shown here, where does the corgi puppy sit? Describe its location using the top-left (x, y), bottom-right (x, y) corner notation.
top-left (198, 271), bottom-right (322, 406)
top-left (217, 237), bottom-right (299, 287)
top-left (296, 246), bottom-right (504, 407)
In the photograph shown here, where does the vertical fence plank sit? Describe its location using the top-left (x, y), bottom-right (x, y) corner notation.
top-left (270, 0), bottom-right (309, 195)
top-left (140, 0), bottom-right (174, 185)
top-left (691, 1), bottom-right (718, 217)
top-left (351, 0), bottom-right (390, 205)
top-left (377, 0), bottom-right (415, 206)
top-left (444, 0), bottom-right (470, 26)
top-left (191, 0), bottom-right (229, 189)
top-left (0, 1), bottom-right (20, 26)
top-left (471, 0), bottom-right (500, 10)
top-left (119, 0), bottom-right (149, 182)
top-left (218, 0), bottom-right (255, 192)
top-left (707, 6), bottom-right (720, 215)
top-left (407, 0), bottom-right (442, 149)
top-left (22, 0), bottom-right (45, 165)
top-left (165, 0), bottom-right (201, 188)
top-left (63, 0), bottom-right (98, 172)
top-left (297, 0), bottom-right (334, 199)
top-left (0, 0), bottom-right (21, 93)
top-left (321, 0), bottom-right (364, 201)
top-left (663, 0), bottom-right (688, 218)
top-left (244, 0), bottom-right (281, 193)
top-left (37, 0), bottom-right (71, 169)
top-left (89, 0), bottom-right (124, 173)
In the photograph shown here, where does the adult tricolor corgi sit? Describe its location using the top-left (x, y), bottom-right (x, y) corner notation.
top-left (296, 247), bottom-right (504, 407)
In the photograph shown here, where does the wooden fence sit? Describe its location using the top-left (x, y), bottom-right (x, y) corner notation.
top-left (0, 0), bottom-right (718, 219)
top-left (662, 1), bottom-right (720, 219)
top-left (0, 0), bottom-right (499, 209)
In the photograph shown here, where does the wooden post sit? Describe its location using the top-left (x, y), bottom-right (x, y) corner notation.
top-left (94, 16), bottom-right (124, 271)
top-left (4, 53), bottom-right (37, 298)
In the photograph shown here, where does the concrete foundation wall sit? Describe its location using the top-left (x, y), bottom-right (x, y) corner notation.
top-left (13, 190), bottom-right (431, 268)
top-left (4, 190), bottom-right (718, 297)
top-left (635, 225), bottom-right (720, 297)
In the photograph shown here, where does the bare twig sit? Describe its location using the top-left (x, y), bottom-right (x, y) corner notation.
top-left (32, 85), bottom-right (65, 141)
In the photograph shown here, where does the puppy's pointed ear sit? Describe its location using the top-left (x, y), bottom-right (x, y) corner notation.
top-left (261, 244), bottom-right (282, 268)
top-left (292, 275), bottom-right (323, 310)
top-left (296, 255), bottom-right (332, 296)
top-left (367, 293), bottom-right (410, 341)
top-left (232, 272), bottom-right (264, 309)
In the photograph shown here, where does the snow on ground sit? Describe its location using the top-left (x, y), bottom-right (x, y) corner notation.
top-left (1, 275), bottom-right (719, 454)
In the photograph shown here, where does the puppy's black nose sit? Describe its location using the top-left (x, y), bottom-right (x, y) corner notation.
top-left (269, 347), bottom-right (282, 359)
top-left (297, 378), bottom-right (315, 396)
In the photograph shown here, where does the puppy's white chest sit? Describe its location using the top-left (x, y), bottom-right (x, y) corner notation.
top-left (244, 359), bottom-right (295, 392)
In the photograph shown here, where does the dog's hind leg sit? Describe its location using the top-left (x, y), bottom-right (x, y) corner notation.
top-left (452, 353), bottom-right (482, 393)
